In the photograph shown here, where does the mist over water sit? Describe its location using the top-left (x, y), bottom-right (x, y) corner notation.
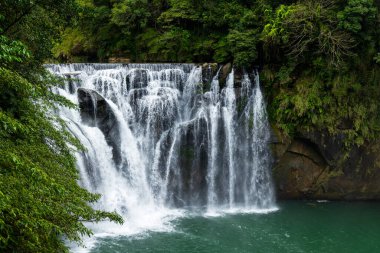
top-left (47, 63), bottom-right (278, 251)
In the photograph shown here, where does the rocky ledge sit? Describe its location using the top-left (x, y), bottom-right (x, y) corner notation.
top-left (271, 128), bottom-right (380, 200)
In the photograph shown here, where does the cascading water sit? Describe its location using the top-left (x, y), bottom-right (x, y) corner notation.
top-left (47, 63), bottom-right (277, 249)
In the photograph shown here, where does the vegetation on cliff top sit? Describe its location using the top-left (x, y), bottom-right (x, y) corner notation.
top-left (55, 0), bottom-right (380, 145)
top-left (261, 0), bottom-right (380, 146)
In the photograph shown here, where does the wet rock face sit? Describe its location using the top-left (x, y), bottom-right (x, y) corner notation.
top-left (126, 69), bottom-right (149, 89)
top-left (201, 63), bottom-right (218, 87)
top-left (77, 88), bottom-right (122, 165)
top-left (219, 63), bottom-right (232, 86)
top-left (166, 117), bottom-right (209, 207)
top-left (77, 88), bottom-right (103, 126)
top-left (271, 129), bottom-right (380, 200)
top-left (298, 131), bottom-right (345, 167)
top-left (272, 138), bottom-right (329, 199)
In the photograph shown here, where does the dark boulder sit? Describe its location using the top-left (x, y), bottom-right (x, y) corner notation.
top-left (201, 63), bottom-right (218, 89)
top-left (77, 88), bottom-right (122, 165)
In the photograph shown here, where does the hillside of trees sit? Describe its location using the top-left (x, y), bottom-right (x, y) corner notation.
top-left (54, 0), bottom-right (380, 145)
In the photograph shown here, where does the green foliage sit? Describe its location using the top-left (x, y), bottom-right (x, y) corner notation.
top-left (0, 39), bottom-right (123, 253)
top-left (158, 0), bottom-right (200, 25)
top-left (0, 35), bottom-right (30, 65)
top-left (337, 0), bottom-right (377, 34)
top-left (375, 53), bottom-right (380, 64)
top-left (266, 63), bottom-right (380, 146)
top-left (213, 36), bottom-right (230, 63)
top-left (54, 0), bottom-right (266, 65)
top-left (147, 28), bottom-right (192, 62)
top-left (0, 3), bottom-right (123, 252)
top-left (0, 0), bottom-right (77, 62)
top-left (52, 28), bottom-right (94, 60)
top-left (258, 0), bottom-right (380, 147)
top-left (262, 1), bottom-right (357, 67)
top-left (51, 0), bottom-right (380, 148)
top-left (111, 0), bottom-right (151, 33)
top-left (227, 29), bottom-right (259, 67)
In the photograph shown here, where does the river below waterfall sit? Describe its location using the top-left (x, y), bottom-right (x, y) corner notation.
top-left (73, 201), bottom-right (380, 253)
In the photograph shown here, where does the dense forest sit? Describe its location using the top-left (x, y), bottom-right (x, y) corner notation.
top-left (54, 0), bottom-right (380, 145)
top-left (0, 0), bottom-right (380, 251)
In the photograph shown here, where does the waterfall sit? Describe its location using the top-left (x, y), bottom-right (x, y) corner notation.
top-left (47, 63), bottom-right (277, 238)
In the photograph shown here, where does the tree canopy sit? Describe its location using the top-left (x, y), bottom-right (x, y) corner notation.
top-left (54, 0), bottom-right (380, 145)
top-left (0, 1), bottom-right (122, 252)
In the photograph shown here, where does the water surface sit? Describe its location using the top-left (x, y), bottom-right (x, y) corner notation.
top-left (83, 201), bottom-right (380, 253)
